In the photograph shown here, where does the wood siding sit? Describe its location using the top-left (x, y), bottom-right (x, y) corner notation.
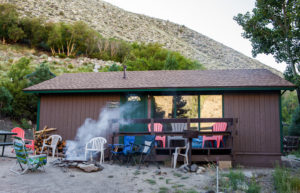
top-left (224, 92), bottom-right (281, 167)
top-left (39, 94), bottom-right (120, 141)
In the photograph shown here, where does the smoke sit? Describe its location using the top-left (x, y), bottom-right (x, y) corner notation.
top-left (65, 102), bottom-right (136, 160)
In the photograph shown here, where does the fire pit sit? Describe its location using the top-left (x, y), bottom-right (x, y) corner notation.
top-left (51, 158), bottom-right (104, 172)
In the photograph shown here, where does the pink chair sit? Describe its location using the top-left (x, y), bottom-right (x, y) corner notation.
top-left (202, 122), bottom-right (227, 148)
top-left (148, 123), bottom-right (166, 148)
top-left (11, 127), bottom-right (35, 152)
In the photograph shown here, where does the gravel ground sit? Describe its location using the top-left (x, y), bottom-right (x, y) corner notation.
top-left (0, 146), bottom-right (214, 193)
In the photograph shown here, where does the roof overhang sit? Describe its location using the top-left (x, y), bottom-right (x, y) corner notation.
top-left (23, 86), bottom-right (295, 94)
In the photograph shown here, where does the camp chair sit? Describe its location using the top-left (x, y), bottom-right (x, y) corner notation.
top-left (172, 142), bottom-right (189, 168)
top-left (168, 123), bottom-right (187, 147)
top-left (148, 123), bottom-right (166, 148)
top-left (85, 137), bottom-right (107, 164)
top-left (11, 127), bottom-right (35, 152)
top-left (133, 135), bottom-right (160, 169)
top-left (41, 135), bottom-right (62, 158)
top-left (202, 122), bottom-right (227, 148)
top-left (10, 137), bottom-right (47, 175)
top-left (192, 136), bottom-right (203, 148)
top-left (109, 136), bottom-right (135, 164)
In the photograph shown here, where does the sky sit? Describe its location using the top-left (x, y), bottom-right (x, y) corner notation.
top-left (104, 0), bottom-right (287, 72)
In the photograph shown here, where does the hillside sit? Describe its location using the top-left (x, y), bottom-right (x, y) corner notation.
top-left (1, 0), bottom-right (279, 74)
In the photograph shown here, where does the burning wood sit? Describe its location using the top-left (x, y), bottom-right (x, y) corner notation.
top-left (34, 126), bottom-right (66, 156)
top-left (51, 158), bottom-right (104, 172)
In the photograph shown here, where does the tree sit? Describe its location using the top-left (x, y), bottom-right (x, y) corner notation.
top-left (288, 106), bottom-right (300, 136)
top-left (172, 96), bottom-right (189, 118)
top-left (5, 57), bottom-right (33, 120)
top-left (0, 4), bottom-right (23, 44)
top-left (164, 52), bottom-right (179, 70)
top-left (234, 0), bottom-right (300, 103)
top-left (26, 61), bottom-right (56, 85)
top-left (0, 86), bottom-right (13, 116)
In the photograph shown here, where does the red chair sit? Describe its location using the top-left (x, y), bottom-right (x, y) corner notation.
top-left (11, 127), bottom-right (35, 152)
top-left (148, 123), bottom-right (166, 148)
top-left (202, 122), bottom-right (227, 148)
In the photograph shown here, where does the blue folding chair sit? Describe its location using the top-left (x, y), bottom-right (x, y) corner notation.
top-left (109, 136), bottom-right (135, 164)
top-left (131, 135), bottom-right (160, 169)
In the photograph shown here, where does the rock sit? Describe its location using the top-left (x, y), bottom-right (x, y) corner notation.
top-left (178, 164), bottom-right (190, 173)
top-left (243, 171), bottom-right (253, 178)
top-left (77, 163), bottom-right (101, 172)
top-left (237, 182), bottom-right (248, 191)
top-left (69, 174), bottom-right (75, 177)
top-left (196, 166), bottom-right (206, 174)
top-left (190, 164), bottom-right (198, 172)
top-left (155, 169), bottom-right (161, 175)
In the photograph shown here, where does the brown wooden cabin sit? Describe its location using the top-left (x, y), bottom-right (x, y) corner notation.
top-left (24, 69), bottom-right (295, 167)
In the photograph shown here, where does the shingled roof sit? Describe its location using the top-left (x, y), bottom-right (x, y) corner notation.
top-left (24, 69), bottom-right (295, 92)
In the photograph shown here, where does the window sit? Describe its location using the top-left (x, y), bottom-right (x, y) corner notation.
top-left (153, 96), bottom-right (173, 118)
top-left (151, 94), bottom-right (223, 131)
top-left (200, 95), bottom-right (223, 129)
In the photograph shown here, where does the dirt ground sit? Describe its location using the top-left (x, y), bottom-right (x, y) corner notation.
top-left (0, 146), bottom-right (215, 193)
top-left (0, 146), bottom-right (279, 193)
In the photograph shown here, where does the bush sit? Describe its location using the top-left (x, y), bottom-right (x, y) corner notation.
top-left (0, 86), bottom-right (13, 116)
top-left (288, 106), bottom-right (300, 136)
top-left (273, 165), bottom-right (300, 193)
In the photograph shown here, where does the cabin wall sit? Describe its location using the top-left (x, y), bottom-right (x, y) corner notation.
top-left (224, 92), bottom-right (281, 167)
top-left (39, 94), bottom-right (120, 141)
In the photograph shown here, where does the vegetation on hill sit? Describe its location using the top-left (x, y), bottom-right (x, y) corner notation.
top-left (0, 3), bottom-right (204, 126)
top-left (0, 3), bottom-right (203, 72)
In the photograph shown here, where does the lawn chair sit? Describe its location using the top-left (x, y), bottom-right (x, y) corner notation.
top-left (172, 142), bottom-right (189, 168)
top-left (10, 137), bottom-right (47, 175)
top-left (109, 136), bottom-right (135, 164)
top-left (134, 135), bottom-right (159, 169)
top-left (41, 135), bottom-right (62, 158)
top-left (11, 127), bottom-right (35, 152)
top-left (168, 123), bottom-right (187, 147)
top-left (202, 122), bottom-right (227, 148)
top-left (148, 123), bottom-right (166, 148)
top-left (85, 137), bottom-right (107, 164)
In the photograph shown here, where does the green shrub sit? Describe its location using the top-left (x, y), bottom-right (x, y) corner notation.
top-left (225, 170), bottom-right (245, 190)
top-left (0, 86), bottom-right (13, 116)
top-left (273, 165), bottom-right (300, 193)
top-left (20, 118), bottom-right (31, 130)
top-left (247, 178), bottom-right (261, 193)
top-left (288, 106), bottom-right (300, 136)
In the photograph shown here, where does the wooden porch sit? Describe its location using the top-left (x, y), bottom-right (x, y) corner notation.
top-left (111, 118), bottom-right (238, 164)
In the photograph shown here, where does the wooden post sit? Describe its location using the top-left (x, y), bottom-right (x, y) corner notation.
top-left (187, 118), bottom-right (192, 166)
top-left (232, 118), bottom-right (238, 165)
top-left (188, 137), bottom-right (192, 166)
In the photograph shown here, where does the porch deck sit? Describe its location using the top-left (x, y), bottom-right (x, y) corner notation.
top-left (110, 118), bottom-right (238, 164)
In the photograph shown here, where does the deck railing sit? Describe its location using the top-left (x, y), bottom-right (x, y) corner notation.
top-left (110, 118), bottom-right (238, 164)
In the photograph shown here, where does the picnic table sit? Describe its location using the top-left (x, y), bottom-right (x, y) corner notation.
top-left (0, 130), bottom-right (16, 157)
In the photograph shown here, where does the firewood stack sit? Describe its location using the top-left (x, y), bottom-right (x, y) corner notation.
top-left (34, 126), bottom-right (66, 156)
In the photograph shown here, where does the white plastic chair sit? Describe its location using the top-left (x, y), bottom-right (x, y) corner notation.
top-left (172, 142), bottom-right (190, 168)
top-left (85, 137), bottom-right (107, 164)
top-left (41, 135), bottom-right (62, 158)
top-left (168, 123), bottom-right (187, 147)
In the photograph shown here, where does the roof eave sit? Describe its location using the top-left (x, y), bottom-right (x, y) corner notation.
top-left (23, 86), bottom-right (296, 94)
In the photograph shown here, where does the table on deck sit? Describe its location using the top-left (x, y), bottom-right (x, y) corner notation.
top-left (0, 130), bottom-right (16, 157)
